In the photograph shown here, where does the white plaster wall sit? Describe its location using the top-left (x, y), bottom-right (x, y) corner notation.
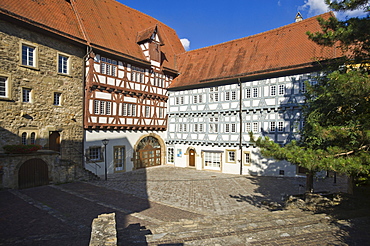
top-left (84, 130), bottom-right (166, 176)
top-left (168, 144), bottom-right (299, 177)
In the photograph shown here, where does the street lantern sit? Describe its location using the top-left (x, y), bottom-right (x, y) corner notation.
top-left (102, 139), bottom-right (109, 180)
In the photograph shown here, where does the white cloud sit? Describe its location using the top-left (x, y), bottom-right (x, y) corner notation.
top-left (180, 38), bottom-right (190, 51)
top-left (300, 0), bottom-right (329, 16)
top-left (299, 0), bottom-right (366, 19)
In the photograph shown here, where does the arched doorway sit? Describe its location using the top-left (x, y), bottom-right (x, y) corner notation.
top-left (135, 136), bottom-right (161, 169)
top-left (18, 158), bottom-right (49, 189)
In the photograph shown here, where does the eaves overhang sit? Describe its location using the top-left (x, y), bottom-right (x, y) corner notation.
top-left (168, 59), bottom-right (341, 91)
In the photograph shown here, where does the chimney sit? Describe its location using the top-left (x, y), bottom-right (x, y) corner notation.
top-left (295, 12), bottom-right (303, 22)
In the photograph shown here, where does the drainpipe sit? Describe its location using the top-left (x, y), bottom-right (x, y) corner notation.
top-left (238, 78), bottom-right (243, 175)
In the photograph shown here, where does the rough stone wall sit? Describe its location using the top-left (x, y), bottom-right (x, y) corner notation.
top-left (90, 213), bottom-right (117, 246)
top-left (0, 19), bottom-right (85, 166)
top-left (0, 151), bottom-right (98, 189)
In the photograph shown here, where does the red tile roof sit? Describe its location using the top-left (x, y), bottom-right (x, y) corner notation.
top-left (170, 12), bottom-right (343, 89)
top-left (0, 0), bottom-right (184, 71)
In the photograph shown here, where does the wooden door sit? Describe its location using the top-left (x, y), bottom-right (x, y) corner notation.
top-left (138, 144), bottom-right (161, 168)
top-left (18, 158), bottom-right (49, 189)
top-left (189, 149), bottom-right (195, 167)
top-left (49, 131), bottom-right (60, 152)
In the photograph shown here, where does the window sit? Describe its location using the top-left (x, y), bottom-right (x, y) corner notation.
top-left (53, 92), bottom-right (61, 106)
top-left (21, 132), bottom-right (27, 145)
top-left (58, 54), bottom-right (69, 74)
top-left (246, 122), bottom-right (251, 133)
top-left (145, 106), bottom-right (150, 117)
top-left (301, 81), bottom-right (306, 93)
top-left (270, 122), bottom-right (276, 132)
top-left (225, 123), bottom-right (230, 133)
top-left (199, 123), bottom-right (203, 132)
top-left (179, 123), bottom-right (183, 132)
top-left (167, 147), bottom-right (174, 163)
top-left (193, 95), bottom-right (197, 104)
top-left (209, 87), bottom-right (219, 102)
top-left (175, 97), bottom-right (179, 105)
top-left (106, 101), bottom-right (111, 115)
top-left (278, 121), bottom-right (284, 132)
top-left (22, 88), bottom-right (31, 103)
top-left (123, 103), bottom-right (136, 116)
top-left (180, 96), bottom-right (184, 104)
top-left (231, 123), bottom-right (236, 133)
top-left (278, 84), bottom-right (285, 95)
top-left (244, 152), bottom-right (251, 166)
top-left (88, 147), bottom-right (102, 161)
top-left (246, 88), bottom-right (251, 98)
top-left (93, 100), bottom-right (111, 115)
top-left (204, 151), bottom-right (221, 170)
top-left (101, 57), bottom-right (117, 76)
top-left (225, 91), bottom-right (230, 101)
top-left (131, 66), bottom-right (144, 82)
top-left (209, 118), bottom-right (218, 133)
top-left (99, 101), bottom-right (106, 115)
top-left (253, 122), bottom-right (259, 133)
top-left (94, 100), bottom-right (99, 114)
top-left (253, 88), bottom-right (258, 98)
top-left (199, 94), bottom-right (203, 103)
top-left (114, 146), bottom-right (125, 172)
top-left (270, 85), bottom-right (276, 96)
top-left (231, 91), bottom-right (236, 100)
top-left (183, 123), bottom-right (187, 132)
top-left (194, 123), bottom-right (198, 132)
top-left (30, 132), bottom-right (36, 144)
top-left (21, 44), bottom-right (36, 67)
top-left (226, 150), bottom-right (236, 163)
top-left (0, 76), bottom-right (8, 98)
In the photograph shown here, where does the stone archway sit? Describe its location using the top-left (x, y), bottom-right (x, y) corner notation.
top-left (18, 158), bottom-right (49, 189)
top-left (134, 134), bottom-right (165, 169)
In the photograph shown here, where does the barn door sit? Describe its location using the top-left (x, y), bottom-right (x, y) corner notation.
top-left (18, 158), bottom-right (49, 189)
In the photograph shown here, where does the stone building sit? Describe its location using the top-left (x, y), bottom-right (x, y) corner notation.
top-left (0, 0), bottom-right (88, 188)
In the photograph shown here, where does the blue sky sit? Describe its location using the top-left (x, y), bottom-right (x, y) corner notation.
top-left (118, 0), bottom-right (364, 51)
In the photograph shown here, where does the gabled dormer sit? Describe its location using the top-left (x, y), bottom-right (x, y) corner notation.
top-left (137, 25), bottom-right (164, 67)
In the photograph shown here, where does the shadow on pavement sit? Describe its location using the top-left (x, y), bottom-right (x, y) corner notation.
top-left (0, 169), bottom-right (151, 245)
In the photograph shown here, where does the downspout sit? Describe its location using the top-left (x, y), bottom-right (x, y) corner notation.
top-left (70, 0), bottom-right (93, 168)
top-left (238, 78), bottom-right (243, 175)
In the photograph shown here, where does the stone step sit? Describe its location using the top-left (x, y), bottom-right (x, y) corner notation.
top-left (144, 210), bottom-right (335, 245)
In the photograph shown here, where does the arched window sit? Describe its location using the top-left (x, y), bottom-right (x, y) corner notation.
top-left (30, 132), bottom-right (36, 144)
top-left (21, 132), bottom-right (27, 145)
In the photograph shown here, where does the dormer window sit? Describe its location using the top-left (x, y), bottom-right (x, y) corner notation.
top-left (137, 25), bottom-right (164, 64)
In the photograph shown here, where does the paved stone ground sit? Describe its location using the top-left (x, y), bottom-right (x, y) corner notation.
top-left (1, 166), bottom-right (368, 246)
top-left (91, 166), bottom-right (349, 216)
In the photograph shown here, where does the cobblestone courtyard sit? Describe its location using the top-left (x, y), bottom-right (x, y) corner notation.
top-left (1, 166), bottom-right (369, 245)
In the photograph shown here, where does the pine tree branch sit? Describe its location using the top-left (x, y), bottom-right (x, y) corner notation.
top-left (327, 144), bottom-right (369, 158)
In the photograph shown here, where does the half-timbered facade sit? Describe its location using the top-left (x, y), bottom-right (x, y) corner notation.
top-left (79, 1), bottom-right (184, 175)
top-left (167, 13), bottom-right (342, 177)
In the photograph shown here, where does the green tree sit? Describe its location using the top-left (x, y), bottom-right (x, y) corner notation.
top-left (251, 0), bottom-right (370, 194)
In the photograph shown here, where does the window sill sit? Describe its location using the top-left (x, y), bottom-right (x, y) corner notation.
top-left (57, 72), bottom-right (72, 77)
top-left (20, 64), bottom-right (39, 71)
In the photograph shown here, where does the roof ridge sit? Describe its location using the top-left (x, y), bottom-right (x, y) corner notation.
top-left (184, 12), bottom-right (334, 54)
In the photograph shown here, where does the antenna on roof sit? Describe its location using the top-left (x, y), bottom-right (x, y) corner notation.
top-left (295, 12), bottom-right (303, 22)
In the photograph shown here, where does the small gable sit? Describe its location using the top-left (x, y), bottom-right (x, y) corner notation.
top-left (137, 25), bottom-right (164, 64)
